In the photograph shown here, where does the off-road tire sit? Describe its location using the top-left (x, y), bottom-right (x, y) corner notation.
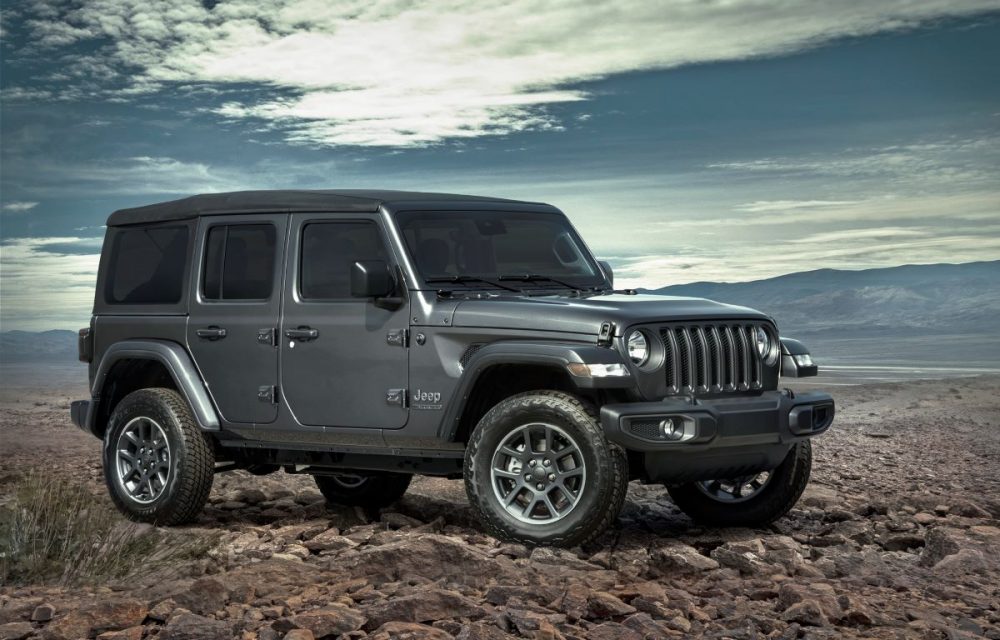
top-left (314, 473), bottom-right (412, 508)
top-left (464, 390), bottom-right (628, 547)
top-left (103, 388), bottom-right (214, 525)
top-left (668, 440), bottom-right (812, 527)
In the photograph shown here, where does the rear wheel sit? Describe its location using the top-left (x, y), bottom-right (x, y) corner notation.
top-left (464, 391), bottom-right (628, 547)
top-left (313, 473), bottom-right (412, 508)
top-left (103, 388), bottom-right (214, 525)
top-left (667, 440), bottom-right (812, 527)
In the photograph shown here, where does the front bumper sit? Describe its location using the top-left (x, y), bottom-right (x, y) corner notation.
top-left (601, 390), bottom-right (834, 483)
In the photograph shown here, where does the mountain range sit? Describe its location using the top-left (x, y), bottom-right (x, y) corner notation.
top-left (2, 261), bottom-right (997, 364)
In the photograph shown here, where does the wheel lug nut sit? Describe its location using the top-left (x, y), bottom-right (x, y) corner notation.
top-left (524, 474), bottom-right (531, 480)
top-left (529, 460), bottom-right (536, 467)
top-left (536, 483), bottom-right (544, 490)
top-left (548, 474), bottom-right (556, 481)
top-left (543, 459), bottom-right (551, 466)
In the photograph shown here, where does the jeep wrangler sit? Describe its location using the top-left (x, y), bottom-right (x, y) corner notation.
top-left (71, 190), bottom-right (834, 547)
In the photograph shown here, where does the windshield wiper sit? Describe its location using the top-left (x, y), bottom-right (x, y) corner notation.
top-left (497, 273), bottom-right (591, 292)
top-left (424, 275), bottom-right (520, 292)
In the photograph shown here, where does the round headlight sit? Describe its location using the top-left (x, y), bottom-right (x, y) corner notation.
top-left (626, 331), bottom-right (649, 365)
top-left (755, 326), bottom-right (773, 361)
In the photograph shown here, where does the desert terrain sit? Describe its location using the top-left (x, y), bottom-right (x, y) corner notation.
top-left (1, 363), bottom-right (998, 640)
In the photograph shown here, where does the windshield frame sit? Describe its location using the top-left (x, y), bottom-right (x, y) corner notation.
top-left (391, 209), bottom-right (610, 292)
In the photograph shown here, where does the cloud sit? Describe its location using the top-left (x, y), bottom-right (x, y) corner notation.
top-left (0, 236), bottom-right (100, 330)
top-left (7, 0), bottom-right (1000, 147)
top-left (1, 201), bottom-right (39, 212)
top-left (735, 200), bottom-right (862, 213)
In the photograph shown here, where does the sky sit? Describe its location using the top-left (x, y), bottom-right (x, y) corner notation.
top-left (1, 0), bottom-right (999, 330)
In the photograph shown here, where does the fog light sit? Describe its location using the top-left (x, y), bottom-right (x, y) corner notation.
top-left (660, 418), bottom-right (679, 440)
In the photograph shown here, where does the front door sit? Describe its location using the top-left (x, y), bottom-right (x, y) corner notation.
top-left (188, 214), bottom-right (286, 424)
top-left (280, 214), bottom-right (410, 428)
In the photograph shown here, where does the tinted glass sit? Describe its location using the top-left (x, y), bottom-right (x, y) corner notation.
top-left (105, 225), bottom-right (189, 304)
top-left (301, 221), bottom-right (387, 299)
top-left (396, 211), bottom-right (600, 283)
top-left (202, 224), bottom-right (276, 301)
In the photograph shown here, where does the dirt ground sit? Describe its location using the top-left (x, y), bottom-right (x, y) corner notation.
top-left (1, 364), bottom-right (998, 639)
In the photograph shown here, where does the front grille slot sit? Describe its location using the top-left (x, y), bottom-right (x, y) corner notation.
top-left (659, 323), bottom-right (764, 395)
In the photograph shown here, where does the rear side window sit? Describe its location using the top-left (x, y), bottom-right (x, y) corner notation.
top-left (300, 221), bottom-right (388, 299)
top-left (105, 225), bottom-right (189, 304)
top-left (202, 224), bottom-right (277, 301)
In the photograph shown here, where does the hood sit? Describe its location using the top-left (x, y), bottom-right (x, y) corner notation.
top-left (451, 292), bottom-right (772, 335)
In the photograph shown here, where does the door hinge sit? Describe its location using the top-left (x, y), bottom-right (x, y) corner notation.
top-left (258, 385), bottom-right (278, 405)
top-left (257, 327), bottom-right (277, 346)
top-left (386, 388), bottom-right (408, 407)
top-left (386, 328), bottom-right (409, 347)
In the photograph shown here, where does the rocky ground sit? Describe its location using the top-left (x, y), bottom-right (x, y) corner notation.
top-left (1, 365), bottom-right (999, 640)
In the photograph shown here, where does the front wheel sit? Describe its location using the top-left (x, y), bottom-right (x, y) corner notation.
top-left (667, 440), bottom-right (812, 527)
top-left (313, 473), bottom-right (412, 508)
top-left (464, 391), bottom-right (628, 547)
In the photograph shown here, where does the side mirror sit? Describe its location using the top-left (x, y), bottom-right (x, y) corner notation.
top-left (598, 260), bottom-right (614, 288)
top-left (351, 260), bottom-right (395, 298)
top-left (780, 338), bottom-right (818, 377)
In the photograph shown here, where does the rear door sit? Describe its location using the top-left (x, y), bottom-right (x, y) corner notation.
top-left (188, 214), bottom-right (286, 424)
top-left (280, 213), bottom-right (409, 428)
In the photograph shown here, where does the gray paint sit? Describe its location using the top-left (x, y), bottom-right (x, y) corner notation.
top-left (75, 190), bottom-right (834, 482)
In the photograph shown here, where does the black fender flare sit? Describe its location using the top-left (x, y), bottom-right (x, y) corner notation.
top-left (90, 340), bottom-right (220, 432)
top-left (439, 340), bottom-right (632, 441)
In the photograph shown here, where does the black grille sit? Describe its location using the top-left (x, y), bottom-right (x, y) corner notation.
top-left (658, 324), bottom-right (763, 394)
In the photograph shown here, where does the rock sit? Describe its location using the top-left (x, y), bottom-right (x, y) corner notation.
top-left (283, 630), bottom-right (316, 640)
top-left (650, 543), bottom-right (720, 575)
top-left (485, 586), bottom-right (559, 608)
top-left (303, 528), bottom-right (357, 552)
top-left (777, 583), bottom-right (842, 623)
top-left (0, 622), bottom-right (33, 640)
top-left (550, 584), bottom-right (589, 621)
top-left (45, 597), bottom-right (148, 640)
top-left (920, 528), bottom-right (961, 567)
top-left (235, 488), bottom-right (268, 504)
top-left (506, 609), bottom-right (565, 636)
top-left (364, 589), bottom-right (483, 630)
top-left (881, 533), bottom-right (925, 551)
top-left (586, 592), bottom-right (636, 619)
top-left (148, 598), bottom-right (177, 622)
top-left (173, 576), bottom-right (229, 615)
top-left (289, 604), bottom-right (367, 637)
top-left (949, 501), bottom-right (991, 518)
top-left (382, 512), bottom-right (425, 528)
top-left (96, 627), bottom-right (144, 640)
top-left (801, 485), bottom-right (839, 509)
top-left (710, 539), bottom-right (776, 575)
top-left (371, 621), bottom-right (454, 639)
top-left (161, 611), bottom-right (233, 640)
top-left (528, 547), bottom-right (600, 572)
top-left (622, 613), bottom-right (676, 637)
top-left (0, 599), bottom-right (41, 625)
top-left (454, 622), bottom-right (511, 640)
top-left (913, 512), bottom-right (937, 525)
top-left (348, 534), bottom-right (510, 587)
top-left (31, 603), bottom-right (55, 622)
top-left (584, 622), bottom-right (643, 640)
top-left (781, 600), bottom-right (829, 627)
top-left (933, 549), bottom-right (988, 575)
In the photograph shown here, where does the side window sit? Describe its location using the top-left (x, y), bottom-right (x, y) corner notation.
top-left (300, 221), bottom-right (387, 300)
top-left (105, 225), bottom-right (189, 304)
top-left (202, 224), bottom-right (277, 301)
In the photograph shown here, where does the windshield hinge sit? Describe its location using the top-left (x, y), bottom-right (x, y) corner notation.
top-left (257, 385), bottom-right (278, 405)
top-left (598, 321), bottom-right (616, 346)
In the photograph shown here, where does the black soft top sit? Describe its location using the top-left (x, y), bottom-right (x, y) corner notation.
top-left (106, 190), bottom-right (553, 226)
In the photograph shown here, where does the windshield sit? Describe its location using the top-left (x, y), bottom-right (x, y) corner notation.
top-left (396, 211), bottom-right (605, 289)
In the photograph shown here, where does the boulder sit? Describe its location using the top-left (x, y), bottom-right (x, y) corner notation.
top-left (650, 543), bottom-right (720, 575)
top-left (370, 621), bottom-right (455, 639)
top-left (173, 577), bottom-right (229, 615)
top-left (288, 604), bottom-right (366, 638)
top-left (0, 622), bottom-right (33, 640)
top-left (45, 597), bottom-right (148, 640)
top-left (160, 611), bottom-right (232, 640)
top-left (919, 528), bottom-right (960, 567)
top-left (781, 600), bottom-right (829, 627)
top-left (363, 589), bottom-right (483, 630)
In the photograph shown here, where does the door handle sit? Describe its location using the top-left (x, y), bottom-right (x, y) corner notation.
top-left (285, 327), bottom-right (319, 341)
top-left (196, 327), bottom-right (227, 340)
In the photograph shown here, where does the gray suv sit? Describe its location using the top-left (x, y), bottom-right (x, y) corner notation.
top-left (71, 190), bottom-right (833, 547)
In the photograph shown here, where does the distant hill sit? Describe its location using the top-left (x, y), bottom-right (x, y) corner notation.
top-left (647, 261), bottom-right (1000, 337)
top-left (1, 329), bottom-right (78, 363)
